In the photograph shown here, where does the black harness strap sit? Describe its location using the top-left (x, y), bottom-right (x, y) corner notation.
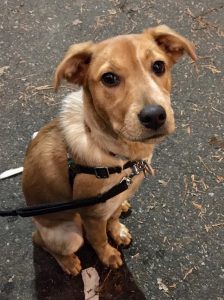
top-left (68, 157), bottom-right (138, 186)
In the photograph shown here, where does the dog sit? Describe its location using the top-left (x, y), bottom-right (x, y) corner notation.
top-left (22, 25), bottom-right (196, 275)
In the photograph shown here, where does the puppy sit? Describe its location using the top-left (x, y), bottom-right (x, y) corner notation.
top-left (22, 25), bottom-right (196, 275)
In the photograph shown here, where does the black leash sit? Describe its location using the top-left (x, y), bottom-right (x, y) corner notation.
top-left (0, 159), bottom-right (152, 218)
top-left (0, 178), bottom-right (129, 217)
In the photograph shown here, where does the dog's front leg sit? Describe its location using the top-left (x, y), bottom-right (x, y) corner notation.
top-left (82, 217), bottom-right (123, 268)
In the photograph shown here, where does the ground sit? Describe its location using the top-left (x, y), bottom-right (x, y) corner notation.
top-left (0, 0), bottom-right (223, 299)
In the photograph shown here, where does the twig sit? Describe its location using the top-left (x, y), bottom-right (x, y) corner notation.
top-left (97, 269), bottom-right (112, 293)
top-left (182, 175), bottom-right (189, 202)
top-left (198, 156), bottom-right (223, 183)
top-left (183, 267), bottom-right (194, 280)
top-left (198, 156), bottom-right (215, 175)
top-left (212, 106), bottom-right (224, 115)
top-left (205, 222), bottom-right (224, 232)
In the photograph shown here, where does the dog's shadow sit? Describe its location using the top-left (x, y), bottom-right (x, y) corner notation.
top-left (33, 242), bottom-right (147, 300)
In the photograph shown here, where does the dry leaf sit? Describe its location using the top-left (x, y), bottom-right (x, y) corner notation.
top-left (108, 9), bottom-right (117, 15)
top-left (82, 267), bottom-right (99, 300)
top-left (72, 19), bottom-right (83, 26)
top-left (0, 66), bottom-right (9, 76)
top-left (157, 278), bottom-right (169, 293)
top-left (158, 179), bottom-right (169, 187)
top-left (205, 222), bottom-right (224, 232)
top-left (203, 64), bottom-right (221, 74)
top-left (216, 175), bottom-right (224, 183)
top-left (209, 136), bottom-right (224, 150)
top-left (192, 201), bottom-right (202, 211)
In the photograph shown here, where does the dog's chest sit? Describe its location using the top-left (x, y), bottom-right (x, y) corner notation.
top-left (73, 172), bottom-right (144, 220)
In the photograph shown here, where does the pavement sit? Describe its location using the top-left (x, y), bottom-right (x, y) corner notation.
top-left (0, 0), bottom-right (223, 299)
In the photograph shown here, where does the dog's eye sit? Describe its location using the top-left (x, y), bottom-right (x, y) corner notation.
top-left (152, 61), bottom-right (165, 76)
top-left (101, 72), bottom-right (120, 87)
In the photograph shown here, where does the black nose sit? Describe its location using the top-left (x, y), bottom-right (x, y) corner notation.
top-left (138, 105), bottom-right (166, 130)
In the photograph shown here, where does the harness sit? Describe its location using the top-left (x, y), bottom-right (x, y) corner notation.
top-left (0, 157), bottom-right (153, 218)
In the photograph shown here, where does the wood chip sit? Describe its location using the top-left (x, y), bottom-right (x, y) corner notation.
top-left (187, 126), bottom-right (192, 135)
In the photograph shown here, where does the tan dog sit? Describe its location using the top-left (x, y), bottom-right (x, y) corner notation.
top-left (22, 25), bottom-right (196, 275)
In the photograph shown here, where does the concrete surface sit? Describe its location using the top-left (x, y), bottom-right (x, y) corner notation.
top-left (0, 0), bottom-right (223, 299)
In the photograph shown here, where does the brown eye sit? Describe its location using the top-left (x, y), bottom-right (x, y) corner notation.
top-left (101, 72), bottom-right (120, 87)
top-left (152, 60), bottom-right (165, 76)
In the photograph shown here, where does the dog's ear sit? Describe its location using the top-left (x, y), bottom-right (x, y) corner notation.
top-left (146, 25), bottom-right (197, 63)
top-left (54, 42), bottom-right (94, 90)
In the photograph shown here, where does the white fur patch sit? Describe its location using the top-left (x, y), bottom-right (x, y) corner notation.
top-left (34, 220), bottom-right (83, 256)
top-left (60, 90), bottom-right (103, 163)
top-left (119, 223), bottom-right (129, 239)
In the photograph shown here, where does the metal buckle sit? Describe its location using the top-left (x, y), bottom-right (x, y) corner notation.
top-left (120, 176), bottom-right (132, 186)
top-left (94, 167), bottom-right (110, 178)
top-left (132, 164), bottom-right (140, 175)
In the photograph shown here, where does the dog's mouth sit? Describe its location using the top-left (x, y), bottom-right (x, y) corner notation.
top-left (147, 133), bottom-right (165, 140)
top-left (137, 133), bottom-right (166, 143)
top-left (119, 131), bottom-right (167, 143)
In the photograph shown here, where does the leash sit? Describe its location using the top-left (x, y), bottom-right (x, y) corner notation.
top-left (0, 160), bottom-right (153, 218)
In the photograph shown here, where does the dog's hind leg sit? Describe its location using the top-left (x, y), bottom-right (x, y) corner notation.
top-left (107, 207), bottom-right (132, 246)
top-left (33, 217), bottom-right (84, 276)
top-left (121, 200), bottom-right (131, 213)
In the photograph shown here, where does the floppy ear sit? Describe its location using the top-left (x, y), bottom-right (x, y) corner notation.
top-left (54, 41), bottom-right (94, 90)
top-left (146, 25), bottom-right (197, 63)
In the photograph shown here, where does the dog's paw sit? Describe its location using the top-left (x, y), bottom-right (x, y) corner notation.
top-left (121, 200), bottom-right (131, 213)
top-left (99, 244), bottom-right (123, 269)
top-left (119, 224), bottom-right (132, 245)
top-left (58, 254), bottom-right (82, 276)
top-left (110, 223), bottom-right (132, 246)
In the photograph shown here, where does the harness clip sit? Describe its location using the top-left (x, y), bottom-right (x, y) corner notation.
top-left (121, 176), bottom-right (132, 186)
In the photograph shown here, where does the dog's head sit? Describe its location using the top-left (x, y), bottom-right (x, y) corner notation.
top-left (55, 25), bottom-right (196, 143)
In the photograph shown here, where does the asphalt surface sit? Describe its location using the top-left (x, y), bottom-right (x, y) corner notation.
top-left (0, 0), bottom-right (223, 299)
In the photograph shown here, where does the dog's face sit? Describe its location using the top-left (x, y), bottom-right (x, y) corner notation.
top-left (55, 25), bottom-right (196, 143)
